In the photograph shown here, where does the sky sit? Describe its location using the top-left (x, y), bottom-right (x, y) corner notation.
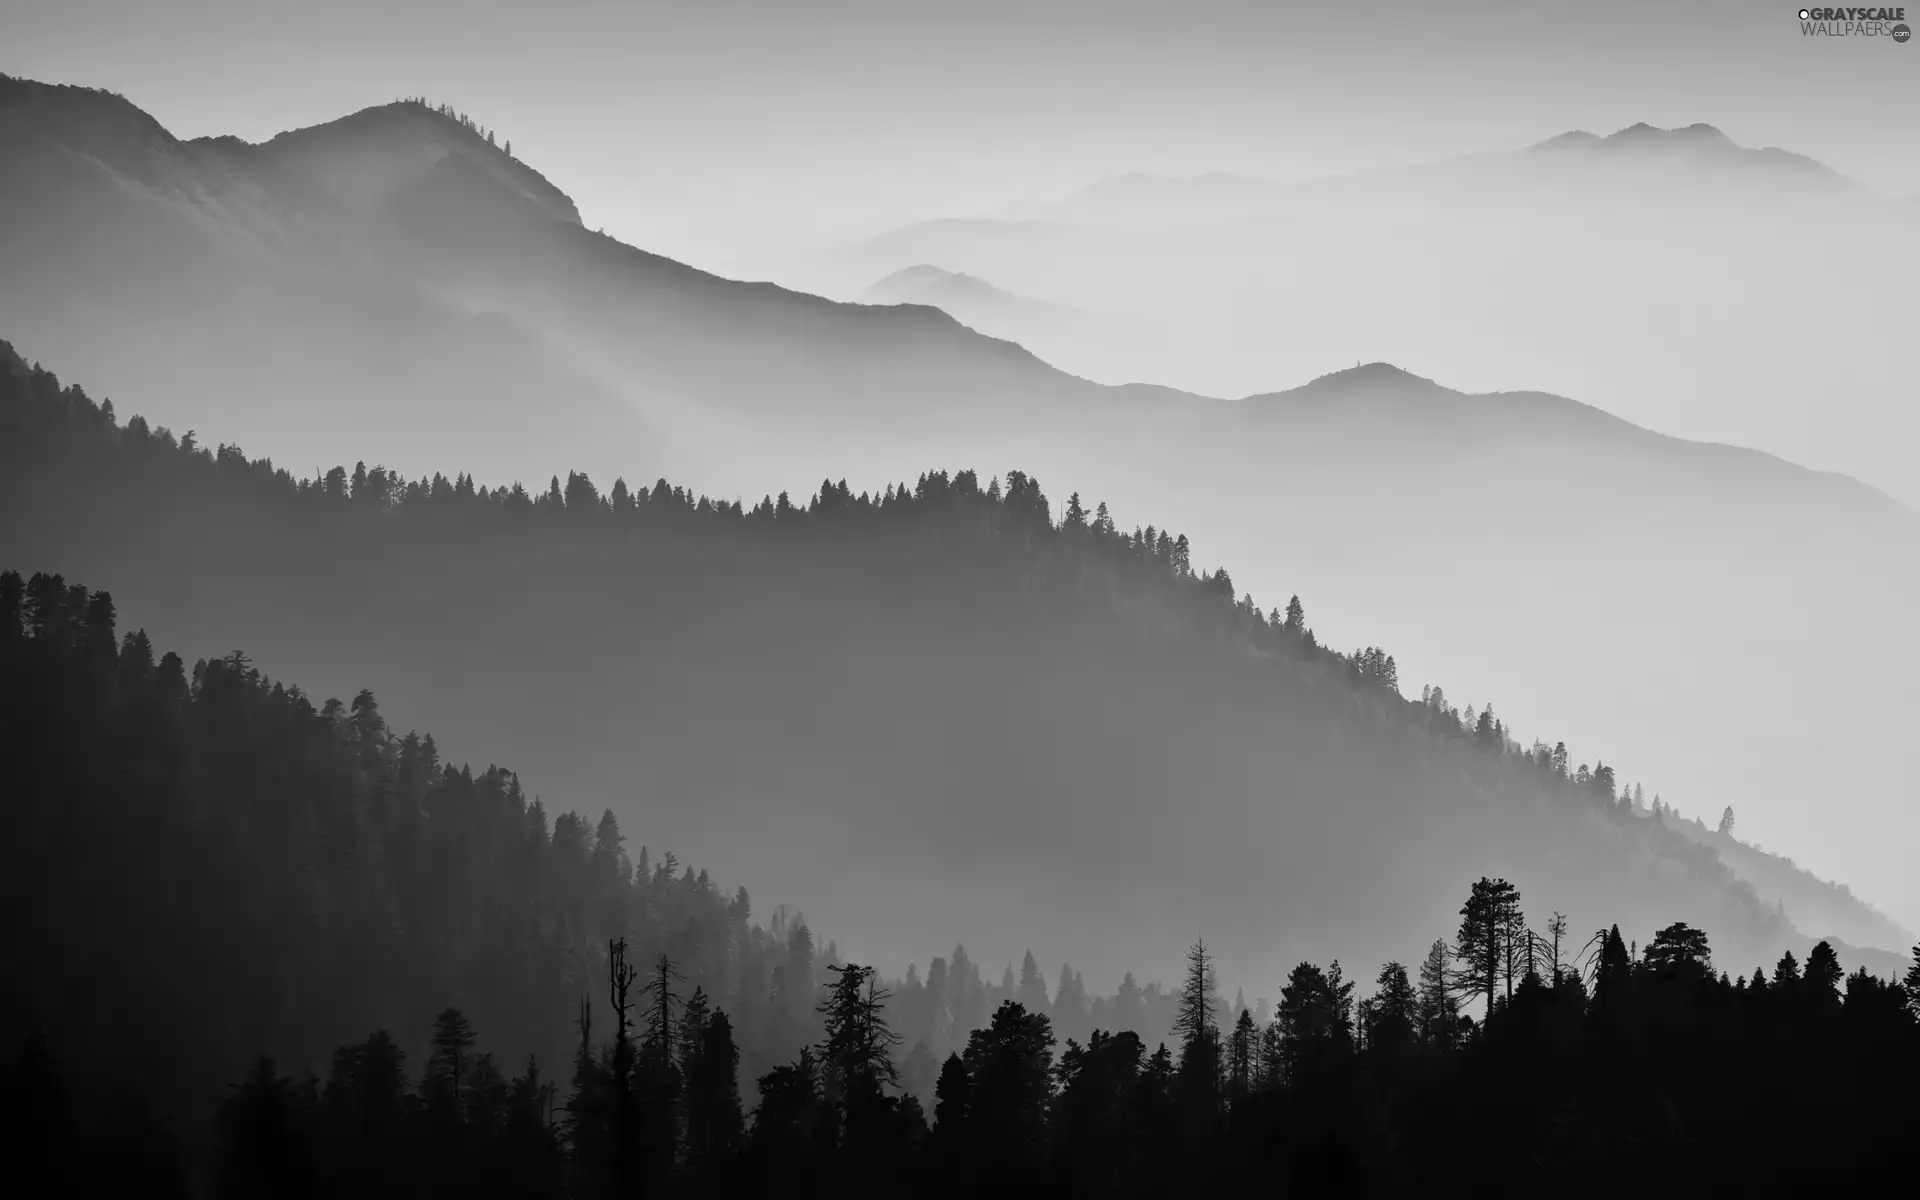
top-left (9, 0), bottom-right (1920, 269)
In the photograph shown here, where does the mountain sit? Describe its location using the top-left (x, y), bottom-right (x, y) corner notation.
top-left (857, 264), bottom-right (1085, 353)
top-left (229, 97), bottom-right (583, 224)
top-left (0, 77), bottom-right (664, 490)
top-left (0, 74), bottom-right (1122, 493)
top-left (5, 345), bottom-right (1911, 1012)
top-left (861, 264), bottom-right (1080, 328)
top-left (948, 123), bottom-right (1855, 233)
top-left (1664, 814), bottom-right (1912, 956)
top-left (4, 73), bottom-right (1917, 937)
top-left (1236, 362), bottom-right (1895, 509)
top-left (840, 125), bottom-right (1916, 500)
top-left (1523, 121), bottom-right (1845, 185)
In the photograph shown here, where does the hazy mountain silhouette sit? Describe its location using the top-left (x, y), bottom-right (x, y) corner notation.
top-left (840, 124), bottom-right (1913, 486)
top-left (232, 98), bottom-right (583, 223)
top-left (940, 123), bottom-right (1857, 235)
top-left (0, 77), bottom-right (669, 489)
top-left (0, 74), bottom-right (1113, 490)
top-left (4, 344), bottom-right (1913, 996)
top-left (860, 264), bottom-right (1081, 333)
top-left (1525, 121), bottom-right (1845, 183)
top-left (856, 264), bottom-right (1089, 357)
top-left (4, 72), bottom-right (1918, 937)
top-left (1238, 362), bottom-right (1895, 508)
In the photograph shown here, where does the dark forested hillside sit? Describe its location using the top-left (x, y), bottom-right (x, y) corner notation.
top-left (2, 560), bottom-right (1201, 1134)
top-left (6, 578), bottom-right (1918, 1197)
top-left (0, 563), bottom-right (762, 1113)
top-left (3, 339), bottom-right (1901, 1009)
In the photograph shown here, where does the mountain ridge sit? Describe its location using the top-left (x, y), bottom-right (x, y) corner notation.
top-left (245, 98), bottom-right (584, 226)
top-left (1021, 121), bottom-right (1855, 221)
top-left (0, 70), bottom-right (1898, 508)
top-left (7, 337), bottom-right (1912, 983)
top-left (857, 263), bottom-right (1084, 341)
top-left (1239, 363), bottom-right (1907, 517)
top-left (5, 73), bottom-right (1917, 940)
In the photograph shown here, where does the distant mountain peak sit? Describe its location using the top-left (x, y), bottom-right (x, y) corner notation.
top-left (328, 98), bottom-right (528, 159)
top-left (1525, 121), bottom-right (1844, 181)
top-left (1518, 121), bottom-right (1850, 191)
top-left (252, 97), bottom-right (583, 226)
top-left (1532, 122), bottom-right (1738, 152)
top-left (873, 263), bottom-right (966, 289)
top-left (1297, 361), bottom-right (1439, 392)
top-left (1532, 130), bottom-right (1603, 151)
top-left (860, 263), bottom-right (1034, 307)
top-left (856, 264), bottom-right (1082, 341)
top-left (1608, 121), bottom-right (1731, 145)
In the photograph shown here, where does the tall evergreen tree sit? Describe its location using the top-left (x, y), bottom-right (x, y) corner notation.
top-left (816, 962), bottom-right (901, 1102)
top-left (1366, 962), bottom-right (1418, 1057)
top-left (1417, 939), bottom-right (1457, 1049)
top-left (1226, 1008), bottom-right (1255, 1102)
top-left (1016, 950), bottom-right (1051, 1017)
top-left (684, 1011), bottom-right (743, 1165)
top-left (1452, 878), bottom-right (1523, 1014)
top-left (424, 1008), bottom-right (477, 1120)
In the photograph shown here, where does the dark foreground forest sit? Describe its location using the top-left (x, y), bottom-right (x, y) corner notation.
top-left (7, 577), bottom-right (1920, 1197)
top-left (5, 348), bottom-right (1920, 1195)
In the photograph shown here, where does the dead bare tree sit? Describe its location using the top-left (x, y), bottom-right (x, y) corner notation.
top-left (609, 938), bottom-right (639, 1198)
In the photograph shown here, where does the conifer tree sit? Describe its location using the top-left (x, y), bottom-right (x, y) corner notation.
top-left (685, 1011), bottom-right (742, 1164)
top-left (960, 1002), bottom-right (1055, 1172)
top-left (1367, 962), bottom-right (1418, 1057)
top-left (933, 1051), bottom-right (971, 1130)
top-left (1452, 878), bottom-right (1523, 1014)
top-left (1643, 923), bottom-right (1713, 979)
top-left (425, 1008), bottom-right (477, 1119)
top-left (1016, 951), bottom-right (1051, 1017)
top-left (566, 997), bottom-right (612, 1196)
top-left (1173, 939), bottom-right (1220, 1098)
top-left (1903, 945), bottom-right (1920, 1020)
top-left (1773, 950), bottom-right (1802, 990)
top-left (1805, 941), bottom-right (1844, 1010)
top-left (816, 962), bottom-right (901, 1101)
top-left (1257, 1019), bottom-right (1283, 1089)
top-left (1416, 938), bottom-right (1456, 1049)
top-left (637, 953), bottom-right (683, 1177)
top-left (1591, 925), bottom-right (1632, 1013)
top-left (1226, 1008), bottom-right (1255, 1101)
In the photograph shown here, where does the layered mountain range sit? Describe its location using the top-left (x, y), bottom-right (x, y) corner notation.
top-left (856, 264), bottom-right (1084, 342)
top-left (3, 350), bottom-right (1911, 1010)
top-left (2, 74), bottom-right (1915, 969)
top-left (838, 121), bottom-right (1918, 506)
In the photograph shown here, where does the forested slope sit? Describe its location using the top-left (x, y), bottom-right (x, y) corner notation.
top-left (4, 341), bottom-right (1896, 1006)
